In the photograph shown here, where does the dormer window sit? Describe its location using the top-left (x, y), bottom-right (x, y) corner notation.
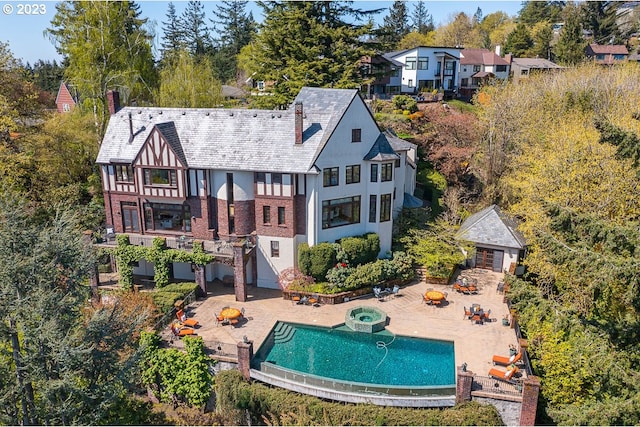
top-left (144, 168), bottom-right (177, 187)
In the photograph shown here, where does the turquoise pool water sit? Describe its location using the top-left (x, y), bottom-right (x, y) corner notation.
top-left (252, 322), bottom-right (455, 387)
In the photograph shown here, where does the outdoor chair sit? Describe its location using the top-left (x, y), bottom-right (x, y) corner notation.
top-left (171, 323), bottom-right (196, 337)
top-left (463, 306), bottom-right (472, 319)
top-left (488, 366), bottom-right (519, 384)
top-left (105, 225), bottom-right (116, 243)
top-left (493, 351), bottom-right (522, 366)
top-left (176, 309), bottom-right (199, 328)
top-left (391, 285), bottom-right (400, 298)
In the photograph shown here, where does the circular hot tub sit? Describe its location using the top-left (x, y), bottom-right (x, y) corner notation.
top-left (345, 306), bottom-right (387, 333)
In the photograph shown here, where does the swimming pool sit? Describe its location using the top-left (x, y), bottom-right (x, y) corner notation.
top-left (252, 321), bottom-right (455, 388)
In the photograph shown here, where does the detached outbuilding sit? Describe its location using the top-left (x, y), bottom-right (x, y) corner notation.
top-left (456, 204), bottom-right (526, 273)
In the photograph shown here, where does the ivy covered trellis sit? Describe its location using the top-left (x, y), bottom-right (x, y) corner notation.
top-left (112, 234), bottom-right (216, 290)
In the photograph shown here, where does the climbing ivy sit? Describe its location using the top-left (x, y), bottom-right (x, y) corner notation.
top-left (139, 331), bottom-right (215, 408)
top-left (114, 235), bottom-right (218, 289)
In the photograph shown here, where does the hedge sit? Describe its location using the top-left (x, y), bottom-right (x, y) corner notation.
top-left (214, 370), bottom-right (503, 426)
top-left (151, 282), bottom-right (199, 313)
top-left (340, 233), bottom-right (380, 267)
top-left (298, 242), bottom-right (337, 281)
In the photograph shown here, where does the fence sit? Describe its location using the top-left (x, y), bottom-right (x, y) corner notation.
top-left (152, 288), bottom-right (198, 331)
top-left (471, 375), bottom-right (523, 401)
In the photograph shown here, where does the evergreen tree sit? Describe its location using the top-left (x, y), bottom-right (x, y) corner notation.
top-left (411, 0), bottom-right (434, 34)
top-left (518, 1), bottom-right (564, 25)
top-left (580, 1), bottom-right (621, 44)
top-left (28, 59), bottom-right (65, 94)
top-left (160, 2), bottom-right (184, 63)
top-left (553, 4), bottom-right (586, 65)
top-left (504, 23), bottom-right (534, 56)
top-left (47, 1), bottom-right (157, 137)
top-left (473, 7), bottom-right (483, 25)
top-left (180, 0), bottom-right (211, 57)
top-left (210, 0), bottom-right (256, 84)
top-left (239, 1), bottom-right (378, 107)
top-left (377, 1), bottom-right (410, 50)
top-left (531, 22), bottom-right (553, 59)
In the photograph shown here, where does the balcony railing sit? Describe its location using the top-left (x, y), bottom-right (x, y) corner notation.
top-left (97, 232), bottom-right (238, 256)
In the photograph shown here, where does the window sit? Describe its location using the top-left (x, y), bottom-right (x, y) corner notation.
top-left (380, 194), bottom-right (391, 222)
top-left (270, 241), bottom-right (279, 257)
top-left (417, 57), bottom-right (429, 70)
top-left (521, 69), bottom-right (529, 76)
top-left (390, 67), bottom-right (400, 77)
top-left (144, 168), bottom-right (177, 187)
top-left (143, 202), bottom-right (191, 232)
top-left (272, 173), bottom-right (282, 185)
top-left (496, 65), bottom-right (507, 72)
top-left (115, 164), bottom-right (134, 182)
top-left (461, 78), bottom-right (469, 86)
top-left (263, 206), bottom-right (271, 224)
top-left (473, 65), bottom-right (481, 72)
top-left (345, 165), bottom-right (360, 184)
top-left (352, 128), bottom-right (361, 142)
top-left (62, 103), bottom-right (70, 112)
top-left (370, 164), bottom-right (378, 182)
top-left (369, 195), bottom-right (377, 223)
top-left (405, 57), bottom-right (416, 70)
top-left (257, 81), bottom-right (265, 91)
top-left (395, 158), bottom-right (401, 168)
top-left (613, 54), bottom-right (626, 60)
top-left (322, 196), bottom-right (361, 229)
top-left (596, 54), bottom-right (605, 60)
top-left (323, 167), bottom-right (339, 187)
top-left (381, 163), bottom-right (393, 182)
top-left (278, 207), bottom-right (285, 225)
top-left (408, 79), bottom-right (414, 88)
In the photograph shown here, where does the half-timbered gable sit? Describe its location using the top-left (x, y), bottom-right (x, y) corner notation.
top-left (134, 123), bottom-right (187, 200)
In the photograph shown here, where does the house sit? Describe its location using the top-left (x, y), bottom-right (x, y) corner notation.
top-left (585, 43), bottom-right (629, 65)
top-left (96, 87), bottom-right (417, 298)
top-left (382, 46), bottom-right (461, 95)
top-left (359, 54), bottom-right (404, 99)
top-left (458, 47), bottom-right (510, 99)
top-left (507, 56), bottom-right (564, 84)
top-left (456, 205), bottom-right (526, 273)
top-left (55, 81), bottom-right (78, 113)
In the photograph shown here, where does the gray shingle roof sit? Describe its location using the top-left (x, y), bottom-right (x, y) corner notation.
top-left (384, 129), bottom-right (416, 152)
top-left (364, 133), bottom-right (400, 161)
top-left (457, 205), bottom-right (527, 249)
top-left (97, 87), bottom-right (360, 174)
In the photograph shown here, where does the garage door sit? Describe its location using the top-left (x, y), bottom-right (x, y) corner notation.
top-left (475, 248), bottom-right (504, 272)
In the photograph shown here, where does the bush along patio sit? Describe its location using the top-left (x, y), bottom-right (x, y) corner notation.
top-left (281, 233), bottom-right (415, 303)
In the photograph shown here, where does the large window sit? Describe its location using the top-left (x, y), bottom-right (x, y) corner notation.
top-left (381, 163), bottom-right (393, 181)
top-left (496, 65), bottom-right (507, 72)
top-left (322, 196), bottom-right (361, 229)
top-left (115, 164), bottom-right (134, 182)
top-left (323, 167), bottom-right (339, 187)
top-left (345, 165), bottom-right (360, 184)
top-left (380, 194), bottom-right (391, 222)
top-left (143, 202), bottom-right (191, 232)
top-left (370, 164), bottom-right (378, 182)
top-left (369, 195), bottom-right (377, 223)
top-left (418, 57), bottom-right (429, 70)
top-left (144, 168), bottom-right (177, 187)
top-left (405, 57), bottom-right (416, 70)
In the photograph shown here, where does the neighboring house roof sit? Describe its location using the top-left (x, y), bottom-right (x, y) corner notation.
top-left (586, 43), bottom-right (629, 55)
top-left (97, 87), bottom-right (364, 174)
top-left (511, 58), bottom-right (563, 70)
top-left (472, 71), bottom-right (494, 78)
top-left (456, 205), bottom-right (527, 249)
top-left (55, 82), bottom-right (78, 108)
top-left (221, 85), bottom-right (247, 99)
top-left (460, 49), bottom-right (509, 66)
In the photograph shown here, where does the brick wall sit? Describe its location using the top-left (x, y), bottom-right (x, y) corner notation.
top-left (185, 197), bottom-right (216, 240)
top-left (294, 194), bottom-right (306, 235)
top-left (519, 376), bottom-right (540, 426)
top-left (105, 193), bottom-right (140, 232)
top-left (254, 196), bottom-right (296, 238)
top-left (234, 199), bottom-right (255, 236)
top-left (217, 198), bottom-right (229, 236)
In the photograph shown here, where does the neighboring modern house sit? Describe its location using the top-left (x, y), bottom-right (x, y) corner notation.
top-left (96, 87), bottom-right (417, 296)
top-left (585, 43), bottom-right (629, 65)
top-left (456, 205), bottom-right (526, 273)
top-left (359, 54), bottom-right (404, 99)
top-left (382, 46), bottom-right (461, 95)
top-left (55, 81), bottom-right (78, 113)
top-left (458, 48), bottom-right (510, 99)
top-left (507, 56), bottom-right (564, 84)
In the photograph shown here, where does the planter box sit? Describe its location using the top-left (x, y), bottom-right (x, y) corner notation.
top-left (282, 280), bottom-right (411, 305)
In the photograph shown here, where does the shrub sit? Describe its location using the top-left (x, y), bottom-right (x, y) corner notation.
top-left (340, 233), bottom-right (379, 267)
top-left (325, 262), bottom-right (353, 288)
top-left (392, 95), bottom-right (418, 113)
top-left (151, 282), bottom-right (199, 313)
top-left (298, 242), bottom-right (337, 281)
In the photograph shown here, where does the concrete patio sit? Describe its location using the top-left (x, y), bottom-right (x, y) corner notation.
top-left (166, 268), bottom-right (519, 378)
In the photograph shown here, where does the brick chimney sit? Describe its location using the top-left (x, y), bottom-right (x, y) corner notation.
top-left (294, 102), bottom-right (303, 144)
top-left (107, 90), bottom-right (121, 115)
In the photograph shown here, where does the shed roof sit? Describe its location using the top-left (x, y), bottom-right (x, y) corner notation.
top-left (457, 205), bottom-right (526, 249)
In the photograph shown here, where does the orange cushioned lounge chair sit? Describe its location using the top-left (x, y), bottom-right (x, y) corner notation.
top-left (176, 309), bottom-right (199, 328)
top-left (488, 366), bottom-right (519, 383)
top-left (493, 351), bottom-right (522, 366)
top-left (171, 323), bottom-right (196, 337)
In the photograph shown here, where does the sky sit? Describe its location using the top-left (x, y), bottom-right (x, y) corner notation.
top-left (0, 0), bottom-right (523, 65)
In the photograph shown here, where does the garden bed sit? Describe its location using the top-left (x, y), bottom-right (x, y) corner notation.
top-left (282, 279), bottom-right (410, 305)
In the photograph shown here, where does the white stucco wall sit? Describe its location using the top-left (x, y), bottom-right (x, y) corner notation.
top-left (256, 235), bottom-right (297, 288)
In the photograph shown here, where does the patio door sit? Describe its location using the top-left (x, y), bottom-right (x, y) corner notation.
top-left (476, 248), bottom-right (504, 272)
top-left (122, 202), bottom-right (140, 232)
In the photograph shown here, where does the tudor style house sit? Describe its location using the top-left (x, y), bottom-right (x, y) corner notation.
top-left (97, 87), bottom-right (417, 296)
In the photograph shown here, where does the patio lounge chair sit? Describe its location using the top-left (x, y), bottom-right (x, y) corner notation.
top-left (176, 309), bottom-right (199, 328)
top-left (171, 323), bottom-right (196, 337)
top-left (493, 351), bottom-right (522, 366)
top-left (488, 366), bottom-right (519, 383)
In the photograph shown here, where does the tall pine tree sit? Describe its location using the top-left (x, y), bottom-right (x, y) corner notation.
top-left (160, 2), bottom-right (184, 64)
top-left (553, 4), bottom-right (586, 65)
top-left (377, 1), bottom-right (410, 50)
top-left (180, 0), bottom-right (211, 57)
top-left (580, 1), bottom-right (621, 44)
top-left (411, 1), bottom-right (434, 34)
